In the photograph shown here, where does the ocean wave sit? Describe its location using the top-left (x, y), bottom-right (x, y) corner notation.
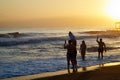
top-left (1, 30), bottom-right (120, 78)
top-left (1, 30), bottom-right (120, 46)
top-left (0, 32), bottom-right (67, 46)
top-left (84, 30), bottom-right (120, 38)
top-left (0, 37), bottom-right (66, 46)
top-left (87, 47), bottom-right (120, 52)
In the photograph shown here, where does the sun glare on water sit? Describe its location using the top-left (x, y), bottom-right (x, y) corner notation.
top-left (106, 0), bottom-right (120, 20)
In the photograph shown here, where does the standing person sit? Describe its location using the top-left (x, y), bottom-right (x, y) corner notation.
top-left (96, 36), bottom-right (106, 59)
top-left (68, 31), bottom-right (77, 60)
top-left (68, 31), bottom-right (77, 71)
top-left (79, 40), bottom-right (87, 61)
top-left (64, 40), bottom-right (77, 73)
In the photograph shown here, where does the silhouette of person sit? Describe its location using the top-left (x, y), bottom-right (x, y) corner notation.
top-left (64, 40), bottom-right (77, 73)
top-left (96, 36), bottom-right (106, 59)
top-left (68, 31), bottom-right (77, 59)
top-left (68, 31), bottom-right (77, 72)
top-left (79, 40), bottom-right (87, 61)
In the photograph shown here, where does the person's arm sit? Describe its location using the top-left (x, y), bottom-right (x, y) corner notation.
top-left (96, 36), bottom-right (99, 43)
top-left (64, 40), bottom-right (67, 49)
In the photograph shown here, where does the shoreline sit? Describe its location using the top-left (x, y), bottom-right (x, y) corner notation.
top-left (2, 62), bottom-right (120, 80)
top-left (34, 64), bottom-right (120, 80)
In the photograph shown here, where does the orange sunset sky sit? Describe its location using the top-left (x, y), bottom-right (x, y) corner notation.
top-left (0, 0), bottom-right (120, 28)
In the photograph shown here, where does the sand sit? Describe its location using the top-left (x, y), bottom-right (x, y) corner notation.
top-left (33, 63), bottom-right (120, 80)
top-left (2, 62), bottom-right (120, 80)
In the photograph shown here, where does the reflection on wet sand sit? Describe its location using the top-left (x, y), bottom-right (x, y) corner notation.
top-left (3, 62), bottom-right (120, 80)
top-left (99, 63), bottom-right (104, 67)
top-left (82, 67), bottom-right (87, 71)
top-left (80, 62), bottom-right (120, 72)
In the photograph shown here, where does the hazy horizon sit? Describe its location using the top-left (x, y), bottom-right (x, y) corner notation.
top-left (0, 0), bottom-right (120, 28)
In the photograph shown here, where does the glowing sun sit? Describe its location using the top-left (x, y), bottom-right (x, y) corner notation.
top-left (106, 0), bottom-right (120, 20)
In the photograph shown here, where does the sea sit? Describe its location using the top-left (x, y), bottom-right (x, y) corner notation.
top-left (0, 27), bottom-right (120, 79)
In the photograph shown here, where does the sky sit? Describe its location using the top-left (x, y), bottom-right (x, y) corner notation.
top-left (0, 0), bottom-right (119, 28)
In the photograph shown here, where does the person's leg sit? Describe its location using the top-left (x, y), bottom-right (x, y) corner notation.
top-left (98, 52), bottom-right (100, 59)
top-left (98, 49), bottom-right (101, 59)
top-left (71, 59), bottom-right (76, 73)
top-left (72, 64), bottom-right (75, 73)
top-left (83, 53), bottom-right (85, 61)
top-left (81, 53), bottom-right (84, 61)
top-left (74, 59), bottom-right (78, 72)
top-left (72, 52), bottom-right (77, 72)
top-left (67, 58), bottom-right (70, 73)
top-left (101, 52), bottom-right (103, 59)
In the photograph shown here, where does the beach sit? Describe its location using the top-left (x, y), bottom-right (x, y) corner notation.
top-left (2, 62), bottom-right (120, 80)
top-left (33, 64), bottom-right (120, 80)
top-left (1, 0), bottom-right (120, 79)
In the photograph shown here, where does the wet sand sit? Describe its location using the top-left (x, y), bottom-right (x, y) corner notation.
top-left (33, 62), bottom-right (120, 80)
top-left (2, 62), bottom-right (120, 80)
top-left (34, 64), bottom-right (120, 80)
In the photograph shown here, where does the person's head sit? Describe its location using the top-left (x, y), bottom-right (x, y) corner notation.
top-left (69, 31), bottom-right (71, 33)
top-left (82, 40), bottom-right (85, 44)
top-left (100, 38), bottom-right (102, 42)
top-left (69, 31), bottom-right (72, 36)
top-left (68, 40), bottom-right (72, 44)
